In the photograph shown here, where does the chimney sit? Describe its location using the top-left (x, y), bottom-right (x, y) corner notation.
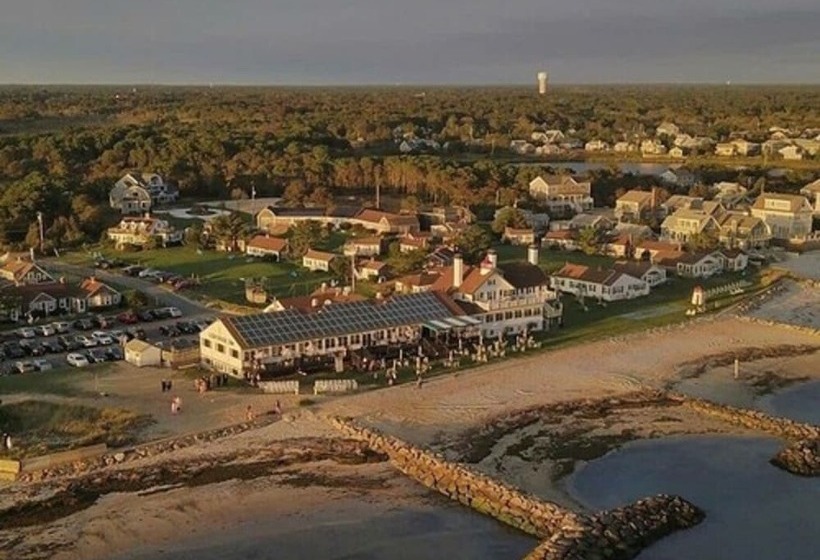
top-left (487, 249), bottom-right (498, 269)
top-left (453, 253), bottom-right (464, 288)
top-left (650, 186), bottom-right (658, 210)
top-left (528, 244), bottom-right (539, 266)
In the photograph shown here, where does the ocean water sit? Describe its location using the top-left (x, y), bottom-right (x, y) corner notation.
top-left (568, 434), bottom-right (820, 559)
top-left (118, 500), bottom-right (537, 560)
top-left (761, 380), bottom-right (820, 425)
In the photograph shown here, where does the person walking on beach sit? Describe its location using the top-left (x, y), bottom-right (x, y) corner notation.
top-left (4, 433), bottom-right (11, 451)
top-left (245, 405), bottom-right (255, 422)
top-left (171, 399), bottom-right (177, 415)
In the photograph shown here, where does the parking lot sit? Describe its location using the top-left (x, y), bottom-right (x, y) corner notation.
top-left (0, 306), bottom-right (213, 375)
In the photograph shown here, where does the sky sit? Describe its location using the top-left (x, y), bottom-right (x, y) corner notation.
top-left (1, 0), bottom-right (819, 85)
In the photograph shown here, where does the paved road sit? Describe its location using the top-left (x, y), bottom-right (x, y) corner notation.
top-left (45, 261), bottom-right (211, 316)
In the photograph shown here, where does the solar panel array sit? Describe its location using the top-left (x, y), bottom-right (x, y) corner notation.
top-left (228, 292), bottom-right (456, 348)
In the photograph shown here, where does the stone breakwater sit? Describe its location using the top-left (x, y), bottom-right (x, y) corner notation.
top-left (524, 495), bottom-right (704, 560)
top-left (330, 417), bottom-right (703, 560)
top-left (770, 439), bottom-right (820, 477)
top-left (670, 392), bottom-right (820, 441)
top-left (331, 416), bottom-right (584, 538)
top-left (670, 392), bottom-right (820, 477)
top-left (16, 415), bottom-right (280, 483)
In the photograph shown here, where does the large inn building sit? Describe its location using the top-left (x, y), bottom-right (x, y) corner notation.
top-left (199, 291), bottom-right (481, 376)
top-left (200, 247), bottom-right (562, 377)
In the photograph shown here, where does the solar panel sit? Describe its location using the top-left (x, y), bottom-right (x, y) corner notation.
top-left (227, 292), bottom-right (456, 348)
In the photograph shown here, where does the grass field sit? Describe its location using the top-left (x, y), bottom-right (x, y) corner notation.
top-left (64, 246), bottom-right (335, 304)
top-left (0, 363), bottom-right (115, 397)
top-left (0, 399), bottom-right (151, 458)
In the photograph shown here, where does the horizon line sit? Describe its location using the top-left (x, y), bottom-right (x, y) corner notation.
top-left (1, 81), bottom-right (820, 88)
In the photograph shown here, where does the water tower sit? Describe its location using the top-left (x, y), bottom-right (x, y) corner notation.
top-left (537, 71), bottom-right (549, 95)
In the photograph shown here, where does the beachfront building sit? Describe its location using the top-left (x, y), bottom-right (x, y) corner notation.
top-left (549, 262), bottom-right (656, 302)
top-left (430, 247), bottom-right (562, 337)
top-left (199, 291), bottom-right (475, 376)
top-left (614, 190), bottom-right (657, 223)
top-left (750, 193), bottom-right (814, 241)
top-left (800, 179), bottom-right (820, 215)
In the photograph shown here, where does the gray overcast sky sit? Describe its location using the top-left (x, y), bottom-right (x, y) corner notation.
top-left (1, 0), bottom-right (818, 84)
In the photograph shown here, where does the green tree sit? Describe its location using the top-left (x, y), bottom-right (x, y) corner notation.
top-left (288, 220), bottom-right (328, 257)
top-left (454, 225), bottom-right (492, 264)
top-left (386, 243), bottom-right (427, 274)
top-left (491, 207), bottom-right (528, 235)
top-left (208, 211), bottom-right (249, 252)
top-left (329, 255), bottom-right (352, 283)
top-left (578, 227), bottom-right (603, 255)
top-left (123, 289), bottom-right (150, 310)
top-left (687, 231), bottom-right (719, 252)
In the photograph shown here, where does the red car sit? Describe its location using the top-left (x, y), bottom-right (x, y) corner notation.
top-left (117, 311), bottom-right (139, 324)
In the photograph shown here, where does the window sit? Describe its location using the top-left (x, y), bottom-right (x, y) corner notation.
top-left (217, 343), bottom-right (225, 354)
top-left (231, 350), bottom-right (239, 359)
top-left (204, 339), bottom-right (212, 348)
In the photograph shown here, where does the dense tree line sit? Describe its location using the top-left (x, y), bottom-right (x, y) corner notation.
top-left (0, 86), bottom-right (817, 249)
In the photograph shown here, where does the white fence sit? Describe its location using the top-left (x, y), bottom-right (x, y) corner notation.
top-left (314, 379), bottom-right (358, 395)
top-left (258, 380), bottom-right (300, 395)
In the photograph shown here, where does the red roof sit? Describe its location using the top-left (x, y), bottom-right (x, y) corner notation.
top-left (248, 235), bottom-right (289, 252)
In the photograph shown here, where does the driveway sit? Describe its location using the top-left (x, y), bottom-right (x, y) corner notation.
top-left (44, 261), bottom-right (211, 316)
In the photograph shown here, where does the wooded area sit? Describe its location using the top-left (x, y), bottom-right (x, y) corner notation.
top-left (0, 85), bottom-right (818, 249)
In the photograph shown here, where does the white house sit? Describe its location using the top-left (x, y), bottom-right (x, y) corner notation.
top-left (246, 235), bottom-right (289, 261)
top-left (549, 263), bottom-right (651, 302)
top-left (110, 173), bottom-right (178, 214)
top-left (107, 216), bottom-right (182, 249)
top-left (750, 193), bottom-right (814, 240)
top-left (528, 175), bottom-right (594, 213)
top-left (302, 249), bottom-right (340, 272)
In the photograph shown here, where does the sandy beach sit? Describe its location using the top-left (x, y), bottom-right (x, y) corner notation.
top-left (2, 284), bottom-right (819, 560)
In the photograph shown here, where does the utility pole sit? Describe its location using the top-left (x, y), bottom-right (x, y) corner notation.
top-left (375, 181), bottom-right (381, 209)
top-left (350, 253), bottom-right (356, 292)
top-left (36, 212), bottom-right (44, 254)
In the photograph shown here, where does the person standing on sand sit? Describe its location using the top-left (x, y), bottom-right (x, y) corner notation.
top-left (4, 434), bottom-right (11, 451)
top-left (245, 405), bottom-right (254, 422)
top-left (174, 396), bottom-right (182, 413)
top-left (171, 399), bottom-right (177, 415)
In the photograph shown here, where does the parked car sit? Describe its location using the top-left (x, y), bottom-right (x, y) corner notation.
top-left (73, 318), bottom-right (95, 330)
top-left (117, 311), bottom-right (139, 324)
top-left (33, 358), bottom-right (52, 371)
top-left (17, 327), bottom-right (36, 339)
top-left (123, 265), bottom-right (145, 276)
top-left (14, 360), bottom-right (37, 374)
top-left (159, 325), bottom-right (181, 337)
top-left (51, 321), bottom-right (72, 333)
top-left (106, 346), bottom-right (124, 361)
top-left (87, 348), bottom-right (109, 363)
top-left (58, 335), bottom-right (82, 352)
top-left (19, 340), bottom-right (47, 356)
top-left (41, 339), bottom-right (63, 353)
top-left (3, 343), bottom-right (26, 359)
top-left (138, 268), bottom-right (158, 278)
top-left (136, 310), bottom-right (155, 322)
top-left (127, 327), bottom-right (147, 340)
top-left (66, 352), bottom-right (90, 367)
top-left (36, 324), bottom-right (56, 337)
top-left (92, 331), bottom-right (114, 345)
top-left (175, 321), bottom-right (197, 334)
top-left (76, 335), bottom-right (98, 348)
top-left (152, 308), bottom-right (172, 320)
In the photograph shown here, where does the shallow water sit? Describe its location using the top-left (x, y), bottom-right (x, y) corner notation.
top-left (568, 435), bottom-right (820, 560)
top-left (118, 501), bottom-right (536, 560)
top-left (761, 380), bottom-right (820, 425)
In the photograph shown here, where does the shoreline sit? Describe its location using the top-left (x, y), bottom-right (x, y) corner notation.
top-left (2, 310), bottom-right (819, 559)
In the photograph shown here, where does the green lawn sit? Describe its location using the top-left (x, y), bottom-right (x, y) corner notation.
top-left (494, 243), bottom-right (616, 272)
top-left (64, 246), bottom-right (334, 305)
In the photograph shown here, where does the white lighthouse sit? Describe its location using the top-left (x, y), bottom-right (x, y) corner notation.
top-left (537, 71), bottom-right (549, 95)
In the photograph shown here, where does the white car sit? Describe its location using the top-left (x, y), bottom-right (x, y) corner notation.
top-left (52, 321), bottom-right (72, 333)
top-left (167, 307), bottom-right (182, 318)
top-left (76, 335), bottom-right (98, 348)
top-left (138, 268), bottom-right (158, 278)
top-left (18, 327), bottom-right (36, 339)
top-left (37, 324), bottom-right (56, 337)
top-left (92, 331), bottom-right (114, 345)
top-left (66, 353), bottom-right (90, 367)
top-left (33, 358), bottom-right (52, 371)
top-left (14, 360), bottom-right (37, 374)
